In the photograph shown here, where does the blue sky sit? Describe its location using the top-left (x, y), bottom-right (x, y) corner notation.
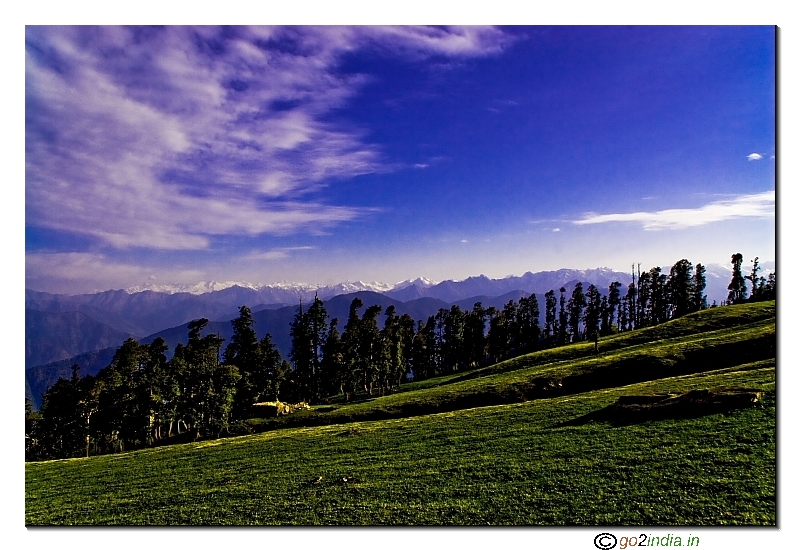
top-left (25, 26), bottom-right (775, 294)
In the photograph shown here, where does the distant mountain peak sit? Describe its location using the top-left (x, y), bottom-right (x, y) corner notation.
top-left (126, 280), bottom-right (261, 295)
top-left (392, 277), bottom-right (438, 290)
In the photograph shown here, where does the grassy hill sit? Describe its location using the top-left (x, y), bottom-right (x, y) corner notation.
top-left (25, 302), bottom-right (776, 525)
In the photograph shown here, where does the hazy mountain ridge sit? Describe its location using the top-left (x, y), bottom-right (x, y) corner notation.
top-left (386, 268), bottom-right (627, 302)
top-left (25, 309), bottom-right (136, 369)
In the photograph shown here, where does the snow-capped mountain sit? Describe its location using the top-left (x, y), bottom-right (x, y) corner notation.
top-left (126, 280), bottom-right (401, 297)
top-left (126, 280), bottom-right (263, 295)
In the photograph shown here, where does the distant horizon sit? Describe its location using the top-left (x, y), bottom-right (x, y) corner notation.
top-left (25, 259), bottom-right (774, 297)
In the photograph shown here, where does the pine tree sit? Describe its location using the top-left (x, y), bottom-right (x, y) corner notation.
top-left (360, 304), bottom-right (383, 395)
top-left (225, 306), bottom-right (260, 418)
top-left (607, 281), bottom-right (622, 332)
top-left (517, 294), bottom-right (541, 355)
top-left (746, 257), bottom-right (761, 301)
top-left (648, 267), bottom-right (668, 325)
top-left (340, 297), bottom-right (364, 399)
top-left (727, 253), bottom-right (747, 304)
top-left (544, 290), bottom-right (557, 341)
top-left (765, 272), bottom-right (776, 300)
top-left (600, 295), bottom-right (610, 336)
top-left (666, 259), bottom-right (694, 319)
top-left (441, 305), bottom-right (466, 373)
top-left (624, 280), bottom-right (636, 331)
top-left (289, 296), bottom-right (329, 402)
top-left (583, 284), bottom-right (602, 343)
top-left (321, 318), bottom-right (343, 397)
top-left (558, 287), bottom-right (568, 345)
top-left (411, 318), bottom-right (435, 381)
top-left (692, 263), bottom-right (708, 311)
top-left (568, 283), bottom-right (586, 342)
top-left (464, 302), bottom-right (487, 368)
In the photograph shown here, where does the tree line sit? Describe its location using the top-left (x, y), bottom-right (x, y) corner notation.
top-left (25, 254), bottom-right (775, 460)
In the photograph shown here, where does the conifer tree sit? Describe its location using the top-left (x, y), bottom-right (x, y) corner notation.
top-left (583, 284), bottom-right (602, 343)
top-left (558, 287), bottom-right (568, 345)
top-left (746, 257), bottom-right (761, 301)
top-left (666, 259), bottom-right (694, 319)
top-left (568, 283), bottom-right (586, 342)
top-left (464, 302), bottom-right (487, 368)
top-left (692, 263), bottom-right (708, 312)
top-left (607, 281), bottom-right (622, 332)
top-left (517, 294), bottom-right (540, 355)
top-left (544, 290), bottom-right (557, 341)
top-left (727, 253), bottom-right (747, 304)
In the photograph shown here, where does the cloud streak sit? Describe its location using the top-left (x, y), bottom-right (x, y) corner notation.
top-left (245, 246), bottom-right (316, 261)
top-left (26, 26), bottom-right (512, 250)
top-left (25, 252), bottom-right (207, 294)
top-left (573, 191), bottom-right (774, 230)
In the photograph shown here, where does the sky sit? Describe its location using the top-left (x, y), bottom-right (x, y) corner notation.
top-left (25, 25), bottom-right (776, 294)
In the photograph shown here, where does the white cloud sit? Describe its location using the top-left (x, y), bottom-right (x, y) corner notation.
top-left (26, 26), bottom-right (512, 251)
top-left (574, 191), bottom-right (775, 230)
top-left (747, 152), bottom-right (764, 161)
top-left (245, 246), bottom-right (316, 261)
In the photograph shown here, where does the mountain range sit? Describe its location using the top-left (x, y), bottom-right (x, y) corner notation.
top-left (25, 264), bottom-right (746, 409)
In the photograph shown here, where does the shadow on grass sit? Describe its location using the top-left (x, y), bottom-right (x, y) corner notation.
top-left (557, 388), bottom-right (768, 427)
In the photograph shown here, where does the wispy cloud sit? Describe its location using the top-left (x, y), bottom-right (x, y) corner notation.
top-left (747, 152), bottom-right (764, 161)
top-left (26, 26), bottom-right (512, 250)
top-left (25, 252), bottom-right (206, 293)
top-left (245, 246), bottom-right (316, 261)
top-left (573, 191), bottom-right (774, 230)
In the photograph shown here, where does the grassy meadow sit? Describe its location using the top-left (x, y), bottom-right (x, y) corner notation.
top-left (25, 302), bottom-right (776, 525)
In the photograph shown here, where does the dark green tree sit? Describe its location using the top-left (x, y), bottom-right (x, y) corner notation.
top-left (464, 302), bottom-right (487, 368)
top-left (746, 257), bottom-right (763, 301)
top-left (289, 296), bottom-right (329, 402)
top-left (321, 318), bottom-right (344, 397)
top-left (727, 253), bottom-right (747, 304)
top-left (558, 287), bottom-right (569, 345)
top-left (583, 284), bottom-right (602, 344)
top-left (517, 294), bottom-right (540, 355)
top-left (568, 283), bottom-right (586, 342)
top-left (340, 298), bottom-right (364, 399)
top-left (607, 281), bottom-right (622, 333)
top-left (637, 270), bottom-right (652, 326)
top-left (411, 318), bottom-right (436, 381)
top-left (623, 280), bottom-right (637, 331)
top-left (648, 267), bottom-right (668, 325)
top-left (360, 304), bottom-right (383, 395)
top-left (441, 305), bottom-right (466, 373)
top-left (666, 259), bottom-right (694, 319)
top-left (600, 295), bottom-right (610, 336)
top-left (692, 263), bottom-right (708, 312)
top-left (224, 306), bottom-right (261, 418)
top-left (544, 290), bottom-right (557, 342)
top-left (764, 272), bottom-right (776, 300)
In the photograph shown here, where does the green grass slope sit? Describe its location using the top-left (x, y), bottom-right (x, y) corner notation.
top-left (25, 361), bottom-right (775, 525)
